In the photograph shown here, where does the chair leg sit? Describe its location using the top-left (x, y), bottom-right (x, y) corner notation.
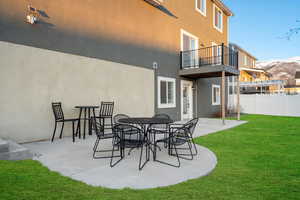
top-left (154, 140), bottom-right (180, 168)
top-left (191, 138), bottom-right (198, 156)
top-left (93, 138), bottom-right (121, 159)
top-left (110, 117), bottom-right (113, 131)
top-left (72, 121), bottom-right (75, 143)
top-left (171, 140), bottom-right (194, 160)
top-left (59, 122), bottom-right (64, 139)
top-left (93, 137), bottom-right (100, 152)
top-left (139, 144), bottom-right (144, 170)
top-left (110, 139), bottom-right (123, 167)
top-left (51, 122), bottom-right (57, 142)
top-left (78, 121), bottom-right (81, 139)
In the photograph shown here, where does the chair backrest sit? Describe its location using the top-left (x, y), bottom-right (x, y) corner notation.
top-left (113, 114), bottom-right (130, 124)
top-left (113, 124), bottom-right (143, 142)
top-left (151, 113), bottom-right (172, 129)
top-left (99, 101), bottom-right (114, 117)
top-left (184, 118), bottom-right (199, 136)
top-left (52, 102), bottom-right (64, 121)
top-left (91, 117), bottom-right (105, 137)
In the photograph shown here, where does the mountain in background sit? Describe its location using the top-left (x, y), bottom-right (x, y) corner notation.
top-left (257, 57), bottom-right (300, 85)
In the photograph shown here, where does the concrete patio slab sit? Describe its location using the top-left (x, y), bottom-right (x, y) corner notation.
top-left (24, 118), bottom-right (246, 189)
top-left (192, 118), bottom-right (247, 137)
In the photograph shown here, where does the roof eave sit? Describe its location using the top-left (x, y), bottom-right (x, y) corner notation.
top-left (212, 0), bottom-right (234, 16)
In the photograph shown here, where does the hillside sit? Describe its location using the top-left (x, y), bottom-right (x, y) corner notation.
top-left (257, 57), bottom-right (300, 85)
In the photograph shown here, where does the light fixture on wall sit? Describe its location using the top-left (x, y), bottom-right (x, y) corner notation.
top-left (153, 62), bottom-right (158, 69)
top-left (26, 5), bottom-right (39, 24)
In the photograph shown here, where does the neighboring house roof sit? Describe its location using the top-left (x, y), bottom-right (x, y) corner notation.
top-left (229, 43), bottom-right (257, 60)
top-left (212, 0), bottom-right (234, 16)
top-left (285, 85), bottom-right (300, 88)
top-left (240, 67), bottom-right (271, 76)
top-left (240, 67), bottom-right (264, 73)
top-left (295, 71), bottom-right (300, 79)
top-left (144, 0), bottom-right (234, 17)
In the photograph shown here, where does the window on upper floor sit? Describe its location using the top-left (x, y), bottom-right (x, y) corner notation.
top-left (181, 29), bottom-right (199, 67)
top-left (157, 76), bottom-right (176, 108)
top-left (244, 55), bottom-right (247, 66)
top-left (212, 42), bottom-right (222, 65)
top-left (213, 4), bottom-right (223, 33)
top-left (196, 0), bottom-right (206, 16)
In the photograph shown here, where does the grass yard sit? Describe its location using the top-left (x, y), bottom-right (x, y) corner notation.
top-left (0, 115), bottom-right (299, 200)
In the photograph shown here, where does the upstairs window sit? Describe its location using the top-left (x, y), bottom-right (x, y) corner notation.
top-left (158, 76), bottom-right (176, 108)
top-left (244, 55), bottom-right (248, 66)
top-left (181, 29), bottom-right (199, 68)
top-left (213, 4), bottom-right (223, 32)
top-left (196, 0), bottom-right (206, 16)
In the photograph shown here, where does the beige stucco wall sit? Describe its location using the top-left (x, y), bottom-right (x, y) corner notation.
top-left (0, 41), bottom-right (154, 143)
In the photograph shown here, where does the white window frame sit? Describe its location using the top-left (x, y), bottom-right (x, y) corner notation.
top-left (180, 29), bottom-right (199, 67)
top-left (212, 42), bottom-right (222, 65)
top-left (195, 0), bottom-right (206, 16)
top-left (180, 29), bottom-right (199, 51)
top-left (244, 55), bottom-right (247, 66)
top-left (212, 84), bottom-right (221, 105)
top-left (157, 76), bottom-right (176, 108)
top-left (213, 4), bottom-right (223, 33)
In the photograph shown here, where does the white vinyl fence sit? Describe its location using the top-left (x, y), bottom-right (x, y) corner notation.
top-left (240, 94), bottom-right (300, 117)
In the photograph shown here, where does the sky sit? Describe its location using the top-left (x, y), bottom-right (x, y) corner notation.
top-left (223, 0), bottom-right (300, 61)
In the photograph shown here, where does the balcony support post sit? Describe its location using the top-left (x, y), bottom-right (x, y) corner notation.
top-left (236, 51), bottom-right (240, 121)
top-left (221, 70), bottom-right (225, 125)
top-left (237, 75), bottom-right (240, 121)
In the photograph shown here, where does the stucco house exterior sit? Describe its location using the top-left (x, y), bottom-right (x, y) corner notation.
top-left (0, 0), bottom-right (239, 143)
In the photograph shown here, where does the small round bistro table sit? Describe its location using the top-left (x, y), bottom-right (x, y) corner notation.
top-left (75, 106), bottom-right (99, 139)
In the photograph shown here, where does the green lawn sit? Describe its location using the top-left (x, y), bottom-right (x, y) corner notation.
top-left (0, 115), bottom-right (299, 200)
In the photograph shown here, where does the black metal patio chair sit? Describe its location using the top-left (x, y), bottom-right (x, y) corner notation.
top-left (171, 118), bottom-right (199, 158)
top-left (153, 128), bottom-right (181, 168)
top-left (51, 102), bottom-right (79, 142)
top-left (98, 101), bottom-right (114, 131)
top-left (110, 124), bottom-right (149, 170)
top-left (113, 114), bottom-right (130, 125)
top-left (154, 118), bottom-right (199, 165)
top-left (91, 116), bottom-right (120, 159)
top-left (150, 113), bottom-right (173, 149)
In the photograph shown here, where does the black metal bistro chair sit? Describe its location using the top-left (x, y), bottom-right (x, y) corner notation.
top-left (150, 114), bottom-right (173, 147)
top-left (113, 114), bottom-right (130, 125)
top-left (154, 118), bottom-right (199, 166)
top-left (51, 102), bottom-right (79, 142)
top-left (91, 116), bottom-right (120, 159)
top-left (179, 118), bottom-right (199, 156)
top-left (110, 124), bottom-right (149, 170)
top-left (98, 102), bottom-right (114, 131)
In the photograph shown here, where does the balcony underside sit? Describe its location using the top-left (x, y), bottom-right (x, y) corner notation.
top-left (179, 65), bottom-right (240, 79)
